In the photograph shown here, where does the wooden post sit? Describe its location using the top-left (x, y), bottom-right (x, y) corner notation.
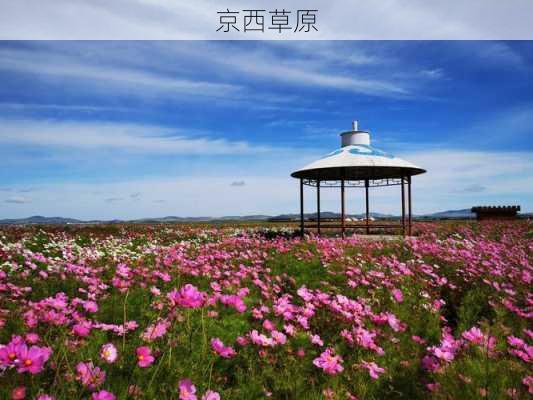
top-left (300, 179), bottom-right (304, 237)
top-left (365, 179), bottom-right (370, 234)
top-left (341, 178), bottom-right (346, 238)
top-left (316, 180), bottom-right (321, 236)
top-left (408, 175), bottom-right (412, 236)
top-left (401, 176), bottom-right (406, 236)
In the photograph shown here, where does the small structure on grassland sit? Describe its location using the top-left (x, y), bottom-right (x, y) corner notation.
top-left (291, 121), bottom-right (426, 236)
top-left (471, 205), bottom-right (521, 220)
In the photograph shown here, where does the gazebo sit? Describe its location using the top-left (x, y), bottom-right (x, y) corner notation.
top-left (291, 121), bottom-right (426, 236)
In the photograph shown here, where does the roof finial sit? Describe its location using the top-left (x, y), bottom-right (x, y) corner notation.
top-left (352, 120), bottom-right (358, 131)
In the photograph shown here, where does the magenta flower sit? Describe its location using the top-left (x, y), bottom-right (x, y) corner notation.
top-left (391, 288), bottom-right (404, 303)
top-left (360, 361), bottom-right (385, 380)
top-left (0, 337), bottom-right (24, 367)
top-left (16, 344), bottom-right (52, 374)
top-left (178, 379), bottom-right (197, 400)
top-left (76, 361), bottom-right (106, 390)
top-left (313, 348), bottom-right (344, 375)
top-left (141, 320), bottom-right (169, 342)
top-left (36, 395), bottom-right (54, 400)
top-left (25, 333), bottom-right (40, 344)
top-left (91, 390), bottom-right (116, 400)
top-left (271, 330), bottom-right (287, 345)
top-left (249, 330), bottom-right (274, 347)
top-left (201, 390), bottom-right (220, 400)
top-left (210, 337), bottom-right (236, 358)
top-left (168, 284), bottom-right (206, 309)
top-left (136, 346), bottom-right (155, 368)
top-left (507, 336), bottom-right (525, 348)
top-left (72, 321), bottom-right (92, 338)
top-left (310, 334), bottom-right (324, 346)
top-left (522, 376), bottom-right (532, 394)
top-left (462, 327), bottom-right (485, 345)
top-left (83, 300), bottom-right (99, 313)
top-left (100, 343), bottom-right (118, 364)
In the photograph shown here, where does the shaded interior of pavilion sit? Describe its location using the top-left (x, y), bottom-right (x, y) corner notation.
top-left (297, 174), bottom-right (414, 237)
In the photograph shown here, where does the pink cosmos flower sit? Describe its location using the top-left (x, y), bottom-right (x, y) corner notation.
top-left (72, 321), bottom-right (92, 337)
top-left (83, 300), bottom-right (99, 313)
top-left (263, 319), bottom-right (275, 331)
top-left (91, 390), bottom-right (116, 400)
top-left (271, 330), bottom-right (287, 345)
top-left (201, 390), bottom-right (220, 400)
top-left (25, 333), bottom-right (39, 344)
top-left (136, 346), bottom-right (155, 367)
top-left (36, 396), bottom-right (54, 400)
top-left (283, 324), bottom-right (296, 336)
top-left (0, 336), bottom-right (24, 367)
top-left (210, 337), bottom-right (236, 358)
top-left (411, 335), bottom-right (426, 345)
top-left (421, 355), bottom-right (440, 372)
top-left (462, 327), bottom-right (485, 345)
top-left (310, 334), bottom-right (324, 346)
top-left (220, 294), bottom-right (247, 313)
top-left (236, 336), bottom-right (249, 346)
top-left (16, 344), bottom-right (52, 374)
top-left (100, 343), bottom-right (118, 364)
top-left (178, 379), bottom-right (197, 400)
top-left (76, 361), bottom-right (106, 390)
top-left (249, 330), bottom-right (274, 347)
top-left (386, 313), bottom-right (405, 332)
top-left (313, 348), bottom-right (344, 375)
top-left (507, 336), bottom-right (525, 348)
top-left (391, 288), bottom-right (404, 303)
top-left (360, 361), bottom-right (386, 380)
top-left (426, 382), bottom-right (441, 392)
top-left (522, 376), bottom-right (532, 394)
top-left (11, 386), bottom-right (25, 400)
top-left (141, 320), bottom-right (169, 342)
top-left (168, 284), bottom-right (206, 309)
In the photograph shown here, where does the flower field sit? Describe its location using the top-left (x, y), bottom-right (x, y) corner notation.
top-left (0, 221), bottom-right (531, 399)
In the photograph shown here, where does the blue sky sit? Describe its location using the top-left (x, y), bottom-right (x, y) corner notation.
top-left (0, 41), bottom-right (532, 219)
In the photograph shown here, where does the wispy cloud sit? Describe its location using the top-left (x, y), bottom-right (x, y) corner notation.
top-left (0, 119), bottom-right (273, 155)
top-left (0, 47), bottom-right (242, 99)
top-left (230, 180), bottom-right (246, 187)
top-left (104, 197), bottom-right (123, 203)
top-left (461, 184), bottom-right (486, 193)
top-left (420, 68), bottom-right (444, 79)
top-left (196, 43), bottom-right (409, 97)
top-left (4, 196), bottom-right (31, 204)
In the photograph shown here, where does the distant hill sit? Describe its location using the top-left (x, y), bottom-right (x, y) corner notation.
top-left (0, 215), bottom-right (84, 225)
top-left (419, 209), bottom-right (475, 219)
top-left (1, 208), bottom-right (528, 225)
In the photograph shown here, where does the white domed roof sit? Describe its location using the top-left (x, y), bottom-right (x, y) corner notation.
top-left (291, 121), bottom-right (425, 181)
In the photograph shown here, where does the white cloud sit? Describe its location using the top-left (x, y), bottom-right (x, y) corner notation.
top-left (230, 180), bottom-right (246, 187)
top-left (170, 42), bottom-right (409, 97)
top-left (420, 68), bottom-right (444, 79)
top-left (0, 47), bottom-right (241, 99)
top-left (4, 196), bottom-right (32, 204)
top-left (0, 119), bottom-right (273, 155)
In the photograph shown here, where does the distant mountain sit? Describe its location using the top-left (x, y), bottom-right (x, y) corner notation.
top-left (0, 215), bottom-right (84, 225)
top-left (1, 208), bottom-right (526, 225)
top-left (420, 209), bottom-right (475, 219)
